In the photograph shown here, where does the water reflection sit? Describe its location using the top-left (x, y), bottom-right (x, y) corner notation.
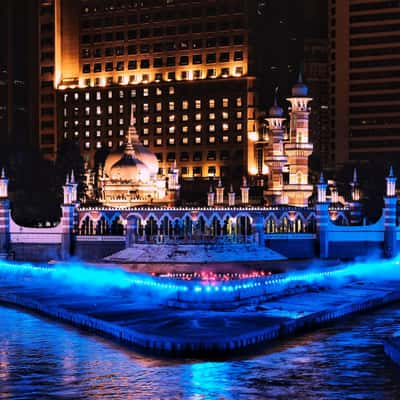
top-left (0, 304), bottom-right (399, 399)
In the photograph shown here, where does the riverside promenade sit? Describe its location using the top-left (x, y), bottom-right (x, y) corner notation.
top-left (1, 262), bottom-right (400, 356)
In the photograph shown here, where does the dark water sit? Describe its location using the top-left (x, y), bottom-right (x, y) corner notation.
top-left (0, 304), bottom-right (400, 400)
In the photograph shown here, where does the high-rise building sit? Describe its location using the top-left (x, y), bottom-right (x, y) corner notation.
top-left (330, 0), bottom-right (400, 167)
top-left (0, 0), bottom-right (38, 148)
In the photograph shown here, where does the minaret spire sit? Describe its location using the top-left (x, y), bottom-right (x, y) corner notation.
top-left (353, 167), bottom-right (358, 183)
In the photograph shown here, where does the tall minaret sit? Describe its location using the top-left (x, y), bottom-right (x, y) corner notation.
top-left (284, 73), bottom-right (314, 206)
top-left (264, 89), bottom-right (288, 205)
top-left (349, 168), bottom-right (362, 225)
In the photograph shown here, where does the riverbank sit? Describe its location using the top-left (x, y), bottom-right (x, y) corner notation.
top-left (1, 265), bottom-right (400, 356)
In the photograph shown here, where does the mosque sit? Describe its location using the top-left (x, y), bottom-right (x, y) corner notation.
top-left (83, 77), bottom-right (315, 209)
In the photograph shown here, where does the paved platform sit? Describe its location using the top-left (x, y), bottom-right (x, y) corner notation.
top-left (104, 243), bottom-right (286, 263)
top-left (1, 265), bottom-right (400, 356)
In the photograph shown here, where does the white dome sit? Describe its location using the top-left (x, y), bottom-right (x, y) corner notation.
top-left (104, 150), bottom-right (123, 176)
top-left (110, 155), bottom-right (150, 183)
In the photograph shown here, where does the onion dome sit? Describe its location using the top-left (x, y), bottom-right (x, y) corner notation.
top-left (268, 86), bottom-right (284, 117)
top-left (110, 153), bottom-right (150, 183)
top-left (103, 104), bottom-right (159, 177)
top-left (291, 71), bottom-right (309, 97)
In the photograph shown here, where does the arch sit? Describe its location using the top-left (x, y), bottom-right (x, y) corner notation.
top-left (145, 216), bottom-right (158, 237)
top-left (80, 216), bottom-right (94, 235)
top-left (96, 216), bottom-right (110, 235)
top-left (236, 215), bottom-right (252, 236)
top-left (110, 216), bottom-right (124, 235)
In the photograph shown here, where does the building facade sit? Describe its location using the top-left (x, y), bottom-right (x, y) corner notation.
top-left (330, 0), bottom-right (400, 166)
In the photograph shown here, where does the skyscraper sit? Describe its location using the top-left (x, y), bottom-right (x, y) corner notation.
top-left (330, 0), bottom-right (400, 167)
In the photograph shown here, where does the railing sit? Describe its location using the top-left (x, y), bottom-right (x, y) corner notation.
top-left (130, 234), bottom-right (258, 245)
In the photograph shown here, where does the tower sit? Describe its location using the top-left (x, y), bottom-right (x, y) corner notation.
top-left (207, 184), bottom-right (215, 207)
top-left (384, 166), bottom-right (397, 258)
top-left (240, 176), bottom-right (250, 205)
top-left (349, 168), bottom-right (362, 225)
top-left (264, 91), bottom-right (288, 205)
top-left (228, 184), bottom-right (236, 207)
top-left (216, 179), bottom-right (224, 205)
top-left (0, 168), bottom-right (10, 255)
top-left (284, 74), bottom-right (314, 206)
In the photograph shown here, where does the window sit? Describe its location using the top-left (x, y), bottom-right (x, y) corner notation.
top-left (182, 115), bottom-right (188, 122)
top-left (208, 136), bottom-right (216, 144)
top-left (195, 137), bottom-right (201, 144)
top-left (193, 54), bottom-right (202, 64)
top-left (193, 152), bottom-right (202, 161)
top-left (222, 135), bottom-right (229, 143)
top-left (156, 102), bottom-right (162, 112)
top-left (155, 138), bottom-right (163, 146)
top-left (168, 137), bottom-right (175, 145)
top-left (221, 67), bottom-right (229, 77)
top-left (182, 100), bottom-right (189, 110)
top-left (169, 101), bottom-right (175, 111)
top-left (140, 59), bottom-right (150, 68)
top-left (223, 123), bottom-right (229, 131)
top-left (193, 167), bottom-right (202, 177)
top-left (179, 56), bottom-right (189, 65)
top-left (167, 57), bottom-right (176, 66)
top-left (154, 58), bottom-right (163, 67)
top-left (167, 72), bottom-right (176, 81)
top-left (195, 124), bottom-right (202, 132)
top-left (180, 152), bottom-right (189, 161)
top-left (83, 64), bottom-right (90, 73)
top-left (195, 99), bottom-right (201, 109)
top-left (207, 68), bottom-right (216, 78)
top-left (222, 111), bottom-right (229, 119)
top-left (128, 60), bottom-right (137, 70)
top-left (195, 113), bottom-right (201, 121)
top-left (206, 53), bottom-right (216, 63)
top-left (167, 152), bottom-right (176, 161)
top-left (237, 135), bottom-right (243, 142)
top-left (182, 137), bottom-right (188, 145)
top-left (236, 97), bottom-right (242, 107)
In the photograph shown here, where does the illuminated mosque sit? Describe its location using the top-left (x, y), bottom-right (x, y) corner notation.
top-left (83, 77), bottom-right (315, 209)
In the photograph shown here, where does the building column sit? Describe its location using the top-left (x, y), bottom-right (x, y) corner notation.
top-left (0, 169), bottom-right (10, 255)
top-left (384, 167), bottom-right (397, 258)
top-left (126, 216), bottom-right (138, 248)
top-left (316, 173), bottom-right (329, 259)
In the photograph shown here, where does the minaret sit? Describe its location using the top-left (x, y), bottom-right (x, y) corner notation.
top-left (70, 170), bottom-right (78, 204)
top-left (264, 88), bottom-right (288, 205)
top-left (61, 174), bottom-right (75, 259)
top-left (216, 178), bottom-right (224, 205)
top-left (330, 183), bottom-right (339, 205)
top-left (284, 73), bottom-right (314, 206)
top-left (167, 160), bottom-right (181, 205)
top-left (207, 184), bottom-right (215, 207)
top-left (228, 184), bottom-right (235, 207)
top-left (349, 168), bottom-right (362, 225)
top-left (384, 166), bottom-right (397, 257)
top-left (0, 168), bottom-right (10, 255)
top-left (240, 176), bottom-right (250, 205)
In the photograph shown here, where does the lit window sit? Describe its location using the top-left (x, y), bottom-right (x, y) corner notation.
top-left (195, 124), bottom-right (202, 132)
top-left (108, 106), bottom-right (113, 114)
top-left (119, 90), bottom-right (124, 99)
top-left (169, 86), bottom-right (174, 95)
top-left (236, 111), bottom-right (243, 119)
top-left (209, 99), bottom-right (215, 108)
top-left (96, 141), bottom-right (102, 148)
top-left (237, 135), bottom-right (243, 142)
top-left (169, 101), bottom-right (175, 111)
top-left (96, 106), bottom-right (101, 115)
top-left (222, 98), bottom-right (229, 107)
top-left (96, 130), bottom-right (101, 137)
top-left (143, 88), bottom-right (149, 96)
top-left (143, 103), bottom-right (149, 112)
top-left (222, 111), bottom-right (229, 119)
top-left (107, 129), bottom-right (112, 136)
top-left (64, 94), bottom-right (68, 102)
top-left (236, 123), bottom-right (243, 131)
top-left (169, 126), bottom-right (175, 134)
top-left (85, 131), bottom-right (90, 137)
top-left (107, 140), bottom-right (113, 148)
top-left (131, 89), bottom-right (136, 98)
top-left (209, 124), bottom-right (215, 132)
top-left (119, 129), bottom-right (124, 136)
top-left (223, 123), bottom-right (229, 131)
top-left (143, 116), bottom-right (150, 124)
top-left (119, 118), bottom-right (124, 125)
top-left (85, 120), bottom-right (90, 126)
top-left (74, 131), bottom-right (79, 137)
top-left (236, 97), bottom-right (242, 107)
top-left (64, 132), bottom-right (68, 139)
top-left (156, 102), bottom-right (162, 111)
top-left (156, 127), bottom-right (162, 134)
top-left (119, 105), bottom-right (124, 113)
top-left (156, 115), bottom-right (162, 123)
top-left (208, 136), bottom-right (215, 143)
top-left (96, 92), bottom-right (101, 100)
top-left (182, 100), bottom-right (189, 110)
top-left (119, 140), bottom-right (124, 146)
top-left (182, 137), bottom-right (188, 144)
top-left (168, 137), bottom-right (175, 145)
top-left (64, 121), bottom-right (68, 128)
top-left (108, 91), bottom-right (112, 99)
top-left (169, 115), bottom-right (175, 122)
top-left (182, 126), bottom-right (188, 133)
top-left (85, 92), bottom-right (90, 101)
top-left (143, 128), bottom-right (149, 135)
top-left (156, 88), bottom-right (162, 96)
top-left (74, 93), bottom-right (79, 100)
top-left (155, 138), bottom-right (163, 146)
top-left (195, 99), bottom-right (201, 109)
top-left (222, 135), bottom-right (229, 143)
top-left (96, 119), bottom-right (101, 126)
top-left (143, 139), bottom-right (149, 146)
top-left (209, 113), bottom-right (215, 120)
top-left (182, 114), bottom-right (188, 122)
top-left (85, 142), bottom-right (90, 149)
top-left (195, 137), bottom-right (201, 144)
top-left (107, 118), bottom-right (113, 126)
top-left (195, 113), bottom-right (201, 121)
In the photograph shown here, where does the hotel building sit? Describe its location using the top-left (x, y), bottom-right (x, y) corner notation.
top-left (330, 0), bottom-right (400, 167)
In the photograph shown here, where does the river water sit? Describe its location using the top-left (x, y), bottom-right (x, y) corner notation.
top-left (0, 304), bottom-right (399, 400)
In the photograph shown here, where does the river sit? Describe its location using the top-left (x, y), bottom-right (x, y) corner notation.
top-left (0, 303), bottom-right (399, 399)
